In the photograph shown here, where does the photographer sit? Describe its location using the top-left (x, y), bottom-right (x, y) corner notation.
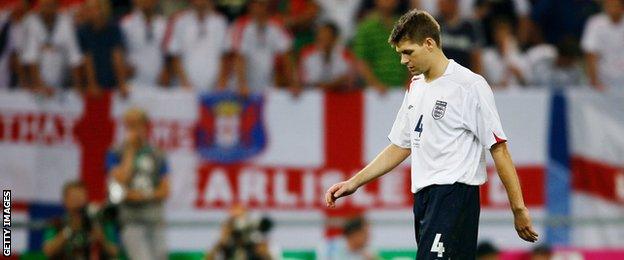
top-left (106, 107), bottom-right (170, 260)
top-left (206, 205), bottom-right (276, 260)
top-left (43, 181), bottom-right (119, 260)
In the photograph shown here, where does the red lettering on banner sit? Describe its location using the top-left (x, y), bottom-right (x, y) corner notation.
top-left (572, 156), bottom-right (624, 204)
top-left (148, 120), bottom-right (195, 151)
top-left (480, 166), bottom-right (545, 208)
top-left (194, 164), bottom-right (412, 210)
top-left (0, 112), bottom-right (78, 146)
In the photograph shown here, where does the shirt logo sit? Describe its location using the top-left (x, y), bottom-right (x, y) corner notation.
top-left (432, 100), bottom-right (447, 120)
top-left (408, 105), bottom-right (414, 110)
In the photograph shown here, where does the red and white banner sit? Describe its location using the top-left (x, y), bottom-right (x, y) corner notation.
top-left (568, 89), bottom-right (624, 248)
top-left (1, 88), bottom-right (553, 250)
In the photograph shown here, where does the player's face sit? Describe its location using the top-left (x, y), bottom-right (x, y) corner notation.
top-left (395, 39), bottom-right (433, 76)
top-left (123, 113), bottom-right (148, 141)
top-left (604, 0), bottom-right (624, 18)
top-left (39, 0), bottom-right (58, 16)
top-left (64, 187), bottom-right (87, 212)
top-left (191, 0), bottom-right (210, 10)
top-left (317, 26), bottom-right (336, 50)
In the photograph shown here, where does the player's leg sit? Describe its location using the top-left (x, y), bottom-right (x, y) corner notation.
top-left (415, 183), bottom-right (480, 260)
top-left (413, 187), bottom-right (430, 245)
top-left (454, 184), bottom-right (480, 259)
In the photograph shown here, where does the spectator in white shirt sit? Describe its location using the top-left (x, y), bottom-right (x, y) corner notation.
top-left (581, 0), bottom-right (624, 91)
top-left (527, 37), bottom-right (586, 88)
top-left (120, 0), bottom-right (167, 88)
top-left (481, 18), bottom-right (528, 89)
top-left (230, 0), bottom-right (300, 96)
top-left (412, 0), bottom-right (477, 19)
top-left (299, 22), bottom-right (356, 91)
top-left (0, 0), bottom-right (30, 90)
top-left (166, 0), bottom-right (229, 91)
top-left (315, 0), bottom-right (363, 41)
top-left (21, 0), bottom-right (82, 95)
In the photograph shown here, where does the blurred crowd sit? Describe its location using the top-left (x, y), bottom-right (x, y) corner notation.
top-left (0, 0), bottom-right (622, 99)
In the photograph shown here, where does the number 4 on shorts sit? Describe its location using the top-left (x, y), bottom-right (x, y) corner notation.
top-left (430, 233), bottom-right (445, 257)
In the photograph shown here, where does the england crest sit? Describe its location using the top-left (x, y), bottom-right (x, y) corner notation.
top-left (196, 92), bottom-right (266, 163)
top-left (432, 100), bottom-right (447, 120)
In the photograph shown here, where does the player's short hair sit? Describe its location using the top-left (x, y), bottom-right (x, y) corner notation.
top-left (388, 9), bottom-right (441, 47)
top-left (343, 217), bottom-right (366, 236)
top-left (123, 107), bottom-right (150, 125)
top-left (62, 180), bottom-right (86, 199)
top-left (318, 21), bottom-right (340, 38)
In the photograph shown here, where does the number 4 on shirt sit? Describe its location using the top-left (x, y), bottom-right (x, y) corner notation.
top-left (415, 115), bottom-right (424, 137)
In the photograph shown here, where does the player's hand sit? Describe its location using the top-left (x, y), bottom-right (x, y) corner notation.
top-left (325, 180), bottom-right (358, 208)
top-left (513, 207), bottom-right (538, 242)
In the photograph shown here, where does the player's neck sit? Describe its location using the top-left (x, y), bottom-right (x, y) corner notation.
top-left (424, 54), bottom-right (450, 83)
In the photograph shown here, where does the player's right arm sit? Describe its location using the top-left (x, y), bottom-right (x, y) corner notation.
top-left (325, 144), bottom-right (410, 207)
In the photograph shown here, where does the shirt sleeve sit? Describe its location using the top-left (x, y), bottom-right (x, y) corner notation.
top-left (159, 156), bottom-right (169, 177)
top-left (462, 77), bottom-right (507, 149)
top-left (387, 91), bottom-right (412, 148)
top-left (271, 23), bottom-right (292, 54)
top-left (63, 18), bottom-right (82, 66)
top-left (105, 150), bottom-right (121, 174)
top-left (21, 16), bottom-right (39, 64)
top-left (166, 17), bottom-right (183, 55)
top-left (581, 16), bottom-right (599, 53)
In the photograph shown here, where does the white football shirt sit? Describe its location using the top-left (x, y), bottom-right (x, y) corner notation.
top-left (166, 10), bottom-right (228, 91)
top-left (581, 13), bottom-right (624, 90)
top-left (120, 10), bottom-right (167, 86)
top-left (21, 12), bottom-right (82, 88)
top-left (388, 60), bottom-right (507, 193)
top-left (228, 16), bottom-right (292, 92)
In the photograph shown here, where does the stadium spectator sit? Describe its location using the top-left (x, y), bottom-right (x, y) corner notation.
top-left (437, 0), bottom-right (484, 73)
top-left (206, 204), bottom-right (278, 260)
top-left (78, 0), bottom-right (129, 96)
top-left (43, 180), bottom-right (119, 259)
top-left (159, 0), bottom-right (189, 17)
top-left (531, 0), bottom-right (600, 45)
top-left (229, 0), bottom-right (300, 96)
top-left (280, 0), bottom-right (319, 54)
top-left (412, 0), bottom-right (477, 19)
top-left (530, 244), bottom-right (552, 260)
top-left (476, 241), bottom-right (499, 260)
top-left (581, 0), bottom-right (624, 91)
top-left (106, 107), bottom-right (170, 260)
top-left (315, 0), bottom-right (363, 41)
top-left (353, 0), bottom-right (407, 93)
top-left (526, 37), bottom-right (586, 88)
top-left (120, 0), bottom-right (168, 87)
top-left (166, 0), bottom-right (229, 91)
top-left (320, 216), bottom-right (374, 260)
top-left (481, 18), bottom-right (528, 88)
top-left (21, 0), bottom-right (82, 95)
top-left (474, 0), bottom-right (531, 46)
top-left (299, 22), bottom-right (355, 91)
top-left (0, 0), bottom-right (29, 89)
top-left (216, 0), bottom-right (250, 22)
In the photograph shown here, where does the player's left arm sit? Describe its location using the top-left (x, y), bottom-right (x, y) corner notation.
top-left (490, 142), bottom-right (539, 242)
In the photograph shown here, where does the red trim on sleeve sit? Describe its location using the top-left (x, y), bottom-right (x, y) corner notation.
top-left (269, 16), bottom-right (294, 41)
top-left (494, 133), bottom-right (507, 144)
top-left (162, 10), bottom-right (186, 51)
top-left (231, 16), bottom-right (252, 52)
top-left (298, 45), bottom-right (318, 83)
